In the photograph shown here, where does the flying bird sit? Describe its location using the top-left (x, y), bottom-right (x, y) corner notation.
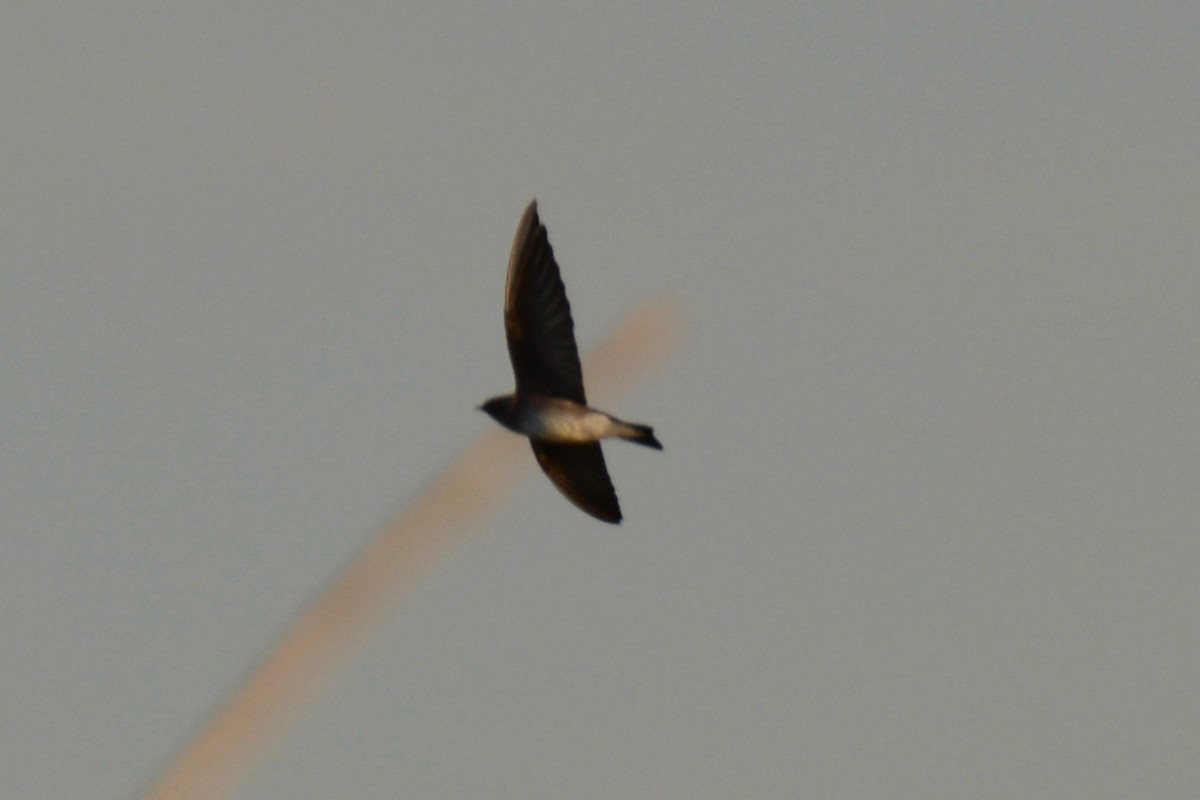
top-left (479, 200), bottom-right (662, 523)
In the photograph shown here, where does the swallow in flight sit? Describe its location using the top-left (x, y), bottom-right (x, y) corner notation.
top-left (479, 200), bottom-right (661, 523)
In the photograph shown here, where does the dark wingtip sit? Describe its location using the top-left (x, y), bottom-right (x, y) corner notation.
top-left (584, 505), bottom-right (622, 524)
top-left (592, 500), bottom-right (623, 524)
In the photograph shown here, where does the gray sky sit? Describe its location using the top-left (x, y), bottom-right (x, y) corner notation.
top-left (4, 3), bottom-right (1199, 798)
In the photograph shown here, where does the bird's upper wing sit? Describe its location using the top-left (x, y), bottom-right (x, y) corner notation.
top-left (504, 200), bottom-right (586, 404)
top-left (531, 441), bottom-right (622, 523)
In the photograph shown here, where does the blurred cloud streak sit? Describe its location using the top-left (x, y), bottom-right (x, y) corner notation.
top-left (141, 300), bottom-right (677, 800)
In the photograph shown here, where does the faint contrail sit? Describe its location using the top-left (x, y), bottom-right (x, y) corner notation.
top-left (141, 301), bottom-right (677, 800)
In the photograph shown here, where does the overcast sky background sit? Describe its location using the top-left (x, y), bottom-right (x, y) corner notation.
top-left (4, 4), bottom-right (1199, 798)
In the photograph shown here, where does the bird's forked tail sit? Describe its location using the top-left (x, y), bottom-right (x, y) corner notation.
top-left (620, 422), bottom-right (663, 450)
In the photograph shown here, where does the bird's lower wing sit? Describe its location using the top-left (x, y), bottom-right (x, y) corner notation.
top-left (530, 441), bottom-right (622, 524)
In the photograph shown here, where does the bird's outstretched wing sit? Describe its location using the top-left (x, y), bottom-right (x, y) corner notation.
top-left (531, 441), bottom-right (622, 524)
top-left (505, 201), bottom-right (587, 404)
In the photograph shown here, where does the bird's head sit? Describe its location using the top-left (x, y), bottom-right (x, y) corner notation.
top-left (478, 395), bottom-right (516, 424)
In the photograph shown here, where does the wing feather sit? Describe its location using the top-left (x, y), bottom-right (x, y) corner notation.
top-left (531, 441), bottom-right (622, 524)
top-left (504, 201), bottom-right (587, 403)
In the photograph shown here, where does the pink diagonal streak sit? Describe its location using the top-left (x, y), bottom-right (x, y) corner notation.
top-left (141, 301), bottom-right (678, 800)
